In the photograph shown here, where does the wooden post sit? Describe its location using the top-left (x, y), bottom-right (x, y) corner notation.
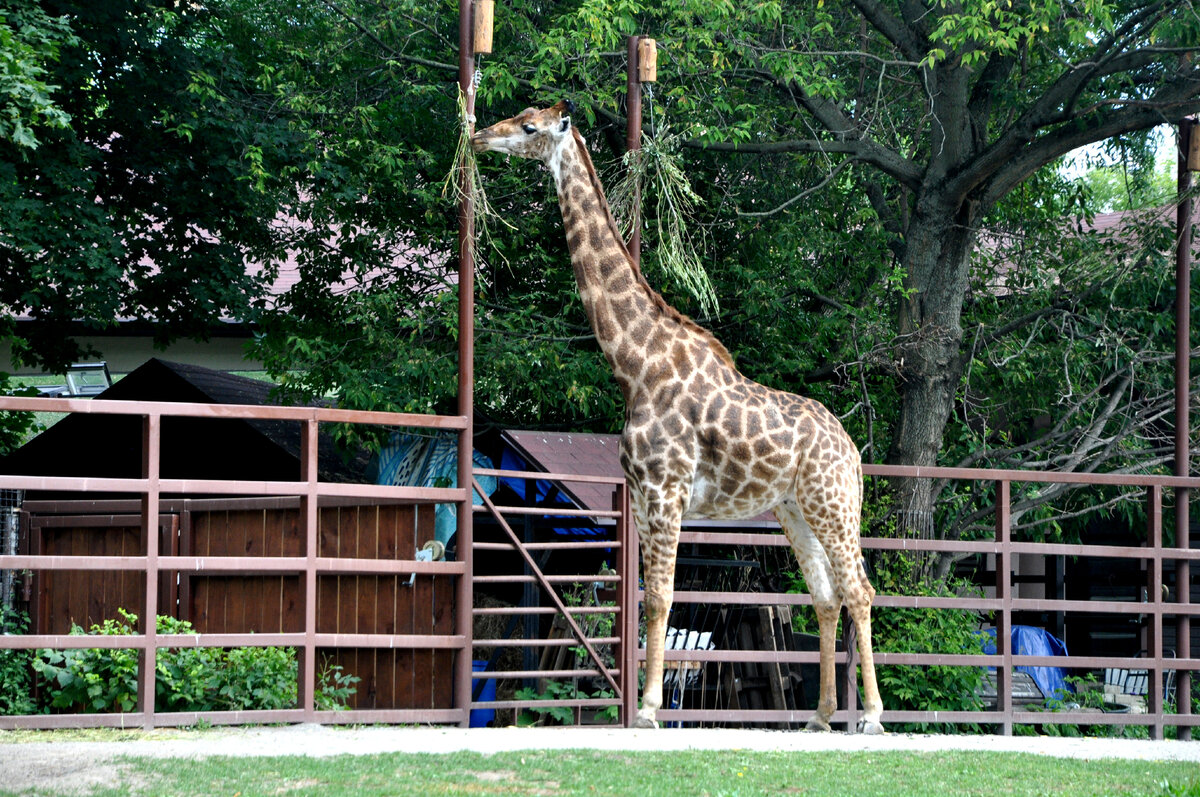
top-left (637, 38), bottom-right (657, 83)
top-left (473, 0), bottom-right (494, 54)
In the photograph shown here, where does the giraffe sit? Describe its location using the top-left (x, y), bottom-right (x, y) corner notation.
top-left (471, 100), bottom-right (884, 733)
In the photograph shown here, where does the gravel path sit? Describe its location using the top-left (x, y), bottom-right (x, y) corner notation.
top-left (2, 725), bottom-right (1199, 795)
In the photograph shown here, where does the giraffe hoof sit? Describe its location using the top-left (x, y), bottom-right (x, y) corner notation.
top-left (857, 719), bottom-right (885, 735)
top-left (632, 712), bottom-right (659, 729)
top-left (804, 718), bottom-right (833, 733)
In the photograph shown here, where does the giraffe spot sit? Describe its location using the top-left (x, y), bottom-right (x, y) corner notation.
top-left (723, 405), bottom-right (744, 438)
top-left (752, 460), bottom-right (778, 483)
top-left (608, 273), bottom-right (632, 293)
top-left (745, 411), bottom-right (763, 439)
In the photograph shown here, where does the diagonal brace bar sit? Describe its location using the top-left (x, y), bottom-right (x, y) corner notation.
top-left (471, 476), bottom-right (621, 697)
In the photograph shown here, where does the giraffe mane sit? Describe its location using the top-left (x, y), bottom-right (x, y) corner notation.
top-left (568, 127), bottom-right (737, 369)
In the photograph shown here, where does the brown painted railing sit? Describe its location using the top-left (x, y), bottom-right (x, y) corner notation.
top-left (1, 396), bottom-right (1197, 738)
top-left (641, 467), bottom-right (1199, 739)
top-left (470, 468), bottom-right (630, 725)
top-left (0, 397), bottom-right (471, 730)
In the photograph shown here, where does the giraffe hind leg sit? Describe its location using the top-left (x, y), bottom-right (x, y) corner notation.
top-left (774, 503), bottom-right (842, 732)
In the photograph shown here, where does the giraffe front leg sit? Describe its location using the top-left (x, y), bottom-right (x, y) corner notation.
top-left (632, 499), bottom-right (682, 730)
top-left (635, 580), bottom-right (672, 728)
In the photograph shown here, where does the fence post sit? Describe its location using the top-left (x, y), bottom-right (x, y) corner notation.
top-left (1146, 486), bottom-right (1163, 739)
top-left (138, 413), bottom-right (161, 731)
top-left (619, 482), bottom-right (639, 727)
top-left (995, 480), bottom-right (1012, 736)
top-left (299, 417), bottom-right (319, 721)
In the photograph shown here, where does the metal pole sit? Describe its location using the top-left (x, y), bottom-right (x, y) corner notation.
top-left (995, 480), bottom-right (1012, 736)
top-left (138, 413), bottom-right (160, 731)
top-left (456, 0), bottom-right (477, 729)
top-left (300, 418), bottom-right (319, 721)
top-left (1175, 118), bottom-right (1193, 739)
top-left (626, 35), bottom-right (642, 267)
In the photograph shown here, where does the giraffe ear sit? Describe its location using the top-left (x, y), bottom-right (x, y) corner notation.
top-left (559, 116), bottom-right (571, 133)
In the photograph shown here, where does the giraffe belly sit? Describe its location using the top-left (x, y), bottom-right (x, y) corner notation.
top-left (684, 472), bottom-right (789, 521)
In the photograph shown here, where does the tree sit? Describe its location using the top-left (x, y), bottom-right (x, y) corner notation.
top-left (0, 1), bottom-right (287, 374)
top-left (236, 1), bottom-right (1199, 535)
top-left (0, 1), bottom-right (76, 150)
top-left (14, 1), bottom-right (1192, 543)
top-left (668, 1), bottom-right (1200, 531)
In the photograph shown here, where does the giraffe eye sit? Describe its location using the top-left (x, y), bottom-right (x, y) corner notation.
top-left (522, 124), bottom-right (537, 135)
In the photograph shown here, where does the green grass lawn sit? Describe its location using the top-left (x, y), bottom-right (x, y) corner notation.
top-left (4, 748), bottom-right (1198, 797)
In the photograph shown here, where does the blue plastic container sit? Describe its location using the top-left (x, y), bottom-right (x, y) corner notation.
top-left (470, 659), bottom-right (497, 728)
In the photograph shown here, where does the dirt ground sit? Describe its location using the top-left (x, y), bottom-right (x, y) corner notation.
top-left (2, 724), bottom-right (1199, 795)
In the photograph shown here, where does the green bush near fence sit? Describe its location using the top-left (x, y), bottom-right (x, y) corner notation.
top-left (0, 607), bottom-right (36, 715)
top-left (25, 609), bottom-right (358, 714)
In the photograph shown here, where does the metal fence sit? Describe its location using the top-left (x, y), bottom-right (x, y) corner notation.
top-left (1, 397), bottom-right (1197, 738)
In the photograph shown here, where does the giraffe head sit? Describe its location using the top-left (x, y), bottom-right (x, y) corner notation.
top-left (470, 100), bottom-right (575, 164)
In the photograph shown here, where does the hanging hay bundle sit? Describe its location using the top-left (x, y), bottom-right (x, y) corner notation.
top-left (609, 126), bottom-right (719, 317)
top-left (441, 88), bottom-right (511, 250)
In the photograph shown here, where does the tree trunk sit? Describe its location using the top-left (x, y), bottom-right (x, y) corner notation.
top-left (886, 198), bottom-right (977, 541)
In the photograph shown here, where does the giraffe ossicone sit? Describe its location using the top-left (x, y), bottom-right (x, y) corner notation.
top-left (471, 101), bottom-right (884, 734)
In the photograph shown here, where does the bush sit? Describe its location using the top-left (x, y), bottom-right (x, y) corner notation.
top-left (31, 609), bottom-right (357, 713)
top-left (870, 553), bottom-right (988, 733)
top-left (0, 607), bottom-right (36, 715)
top-left (784, 551), bottom-right (988, 733)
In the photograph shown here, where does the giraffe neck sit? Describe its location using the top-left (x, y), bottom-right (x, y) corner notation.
top-left (547, 129), bottom-right (707, 397)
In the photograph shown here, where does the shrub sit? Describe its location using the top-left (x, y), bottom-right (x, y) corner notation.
top-left (0, 607), bottom-right (36, 715)
top-left (869, 553), bottom-right (988, 733)
top-left (784, 551), bottom-right (987, 733)
top-left (32, 609), bottom-right (357, 713)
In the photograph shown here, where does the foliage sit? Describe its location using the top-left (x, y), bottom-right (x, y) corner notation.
top-left (1, 0), bottom-right (283, 373)
top-left (0, 0), bottom-right (76, 150)
top-left (1019, 672), bottom-right (1149, 740)
top-left (869, 554), bottom-right (989, 733)
top-left (608, 126), bottom-right (719, 316)
top-left (30, 609), bottom-right (357, 714)
top-left (0, 606), bottom-right (36, 716)
top-left (33, 611), bottom-right (143, 712)
top-left (515, 578), bottom-right (619, 725)
top-left (5, 0), bottom-right (1196, 549)
top-left (0, 374), bottom-right (41, 455)
top-left (315, 656), bottom-right (361, 713)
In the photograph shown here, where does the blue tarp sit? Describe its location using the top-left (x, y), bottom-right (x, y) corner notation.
top-left (369, 432), bottom-right (497, 550)
top-left (981, 625), bottom-right (1072, 701)
top-left (499, 448), bottom-right (604, 537)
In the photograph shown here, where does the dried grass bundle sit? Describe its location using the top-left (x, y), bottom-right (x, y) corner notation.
top-left (609, 126), bottom-right (718, 316)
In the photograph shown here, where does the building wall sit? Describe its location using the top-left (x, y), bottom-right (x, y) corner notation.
top-left (2, 334), bottom-right (262, 376)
